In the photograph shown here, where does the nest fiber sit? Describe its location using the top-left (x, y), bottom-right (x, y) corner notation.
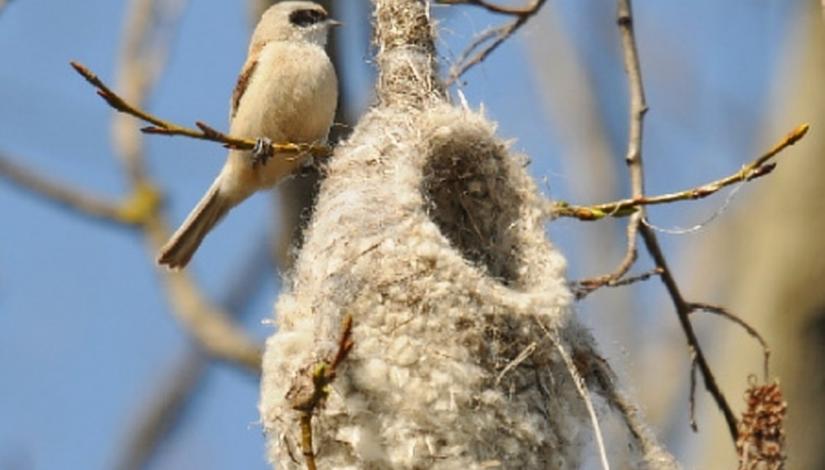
top-left (260, 104), bottom-right (600, 469)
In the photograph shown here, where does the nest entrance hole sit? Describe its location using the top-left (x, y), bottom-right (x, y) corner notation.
top-left (421, 132), bottom-right (523, 286)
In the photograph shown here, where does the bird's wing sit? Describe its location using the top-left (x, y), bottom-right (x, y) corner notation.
top-left (230, 59), bottom-right (259, 120)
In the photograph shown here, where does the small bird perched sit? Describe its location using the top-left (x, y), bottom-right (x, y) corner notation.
top-left (158, 1), bottom-right (339, 269)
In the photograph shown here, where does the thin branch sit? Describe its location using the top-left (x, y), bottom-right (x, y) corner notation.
top-left (444, 0), bottom-right (547, 84)
top-left (288, 315), bottom-right (355, 470)
top-left (0, 0), bottom-right (263, 371)
top-left (689, 357), bottom-right (698, 432)
top-left (616, 0), bottom-right (740, 442)
top-left (605, 267), bottom-right (662, 287)
top-left (581, 0), bottom-right (651, 303)
top-left (573, 266), bottom-right (661, 300)
top-left (70, 61), bottom-right (330, 158)
top-left (567, 122), bottom-right (808, 297)
top-left (0, 152), bottom-right (147, 225)
top-left (550, 123), bottom-right (809, 221)
top-left (689, 302), bottom-right (771, 382)
top-left (572, 222), bottom-right (640, 299)
top-left (437, 0), bottom-right (538, 16)
top-left (639, 226), bottom-right (738, 439)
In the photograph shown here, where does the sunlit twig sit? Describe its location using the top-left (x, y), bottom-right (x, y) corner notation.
top-left (70, 61), bottom-right (330, 159)
top-left (551, 124), bottom-right (808, 222)
top-left (441, 0), bottom-right (547, 84)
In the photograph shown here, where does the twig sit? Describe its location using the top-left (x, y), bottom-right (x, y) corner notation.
top-left (572, 265), bottom-right (661, 300)
top-left (444, 0), bottom-right (547, 84)
top-left (436, 0), bottom-right (539, 15)
top-left (580, 0), bottom-right (651, 302)
top-left (568, 122), bottom-right (807, 297)
top-left (689, 357), bottom-right (698, 432)
top-left (616, 0), bottom-right (740, 442)
top-left (550, 123), bottom-right (809, 221)
top-left (70, 61), bottom-right (330, 159)
top-left (288, 315), bottom-right (355, 470)
top-left (688, 302), bottom-right (771, 382)
top-left (640, 224), bottom-right (739, 439)
top-left (606, 267), bottom-right (662, 287)
top-left (573, 223), bottom-right (640, 299)
top-left (0, 0), bottom-right (263, 372)
top-left (0, 152), bottom-right (153, 225)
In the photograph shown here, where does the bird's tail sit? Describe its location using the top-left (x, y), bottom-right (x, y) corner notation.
top-left (157, 182), bottom-right (232, 269)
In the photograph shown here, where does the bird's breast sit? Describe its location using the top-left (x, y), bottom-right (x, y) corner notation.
top-left (223, 41), bottom-right (338, 191)
top-left (230, 41), bottom-right (338, 144)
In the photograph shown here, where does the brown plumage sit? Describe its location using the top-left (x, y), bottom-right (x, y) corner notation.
top-left (157, 1), bottom-right (338, 269)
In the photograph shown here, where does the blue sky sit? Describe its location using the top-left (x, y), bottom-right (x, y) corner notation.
top-left (0, 1), bottom-right (797, 469)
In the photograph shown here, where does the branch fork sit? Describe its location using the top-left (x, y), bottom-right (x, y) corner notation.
top-left (70, 61), bottom-right (331, 160)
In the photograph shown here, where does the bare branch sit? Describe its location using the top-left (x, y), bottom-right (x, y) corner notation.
top-left (287, 315), bottom-right (355, 470)
top-left (437, 0), bottom-right (538, 16)
top-left (0, 0), bottom-right (262, 372)
top-left (639, 223), bottom-right (739, 439)
top-left (561, 121), bottom-right (809, 297)
top-left (551, 124), bottom-right (809, 221)
top-left (572, 247), bottom-right (638, 299)
top-left (70, 61), bottom-right (330, 159)
top-left (616, 0), bottom-right (740, 443)
top-left (689, 302), bottom-right (771, 382)
top-left (689, 357), bottom-right (698, 432)
top-left (573, 266), bottom-right (663, 300)
top-left (444, 0), bottom-right (547, 84)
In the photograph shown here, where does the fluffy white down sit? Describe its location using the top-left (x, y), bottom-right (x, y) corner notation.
top-left (259, 104), bottom-right (674, 469)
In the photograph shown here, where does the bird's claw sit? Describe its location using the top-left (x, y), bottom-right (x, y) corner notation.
top-left (252, 137), bottom-right (274, 168)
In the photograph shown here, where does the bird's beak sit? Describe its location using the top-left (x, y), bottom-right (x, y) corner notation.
top-left (327, 18), bottom-right (343, 27)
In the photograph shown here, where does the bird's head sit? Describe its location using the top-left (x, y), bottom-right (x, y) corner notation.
top-left (252, 1), bottom-right (340, 48)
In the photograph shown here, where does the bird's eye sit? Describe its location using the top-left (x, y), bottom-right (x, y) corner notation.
top-left (289, 8), bottom-right (327, 27)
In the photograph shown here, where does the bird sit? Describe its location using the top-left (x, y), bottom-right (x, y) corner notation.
top-left (157, 1), bottom-right (339, 269)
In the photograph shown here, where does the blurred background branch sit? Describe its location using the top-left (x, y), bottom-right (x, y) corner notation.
top-left (110, 0), bottom-right (263, 371)
top-left (0, 152), bottom-right (135, 225)
top-left (115, 235), bottom-right (272, 470)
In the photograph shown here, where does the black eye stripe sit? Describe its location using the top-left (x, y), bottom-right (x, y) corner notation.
top-left (289, 8), bottom-right (327, 27)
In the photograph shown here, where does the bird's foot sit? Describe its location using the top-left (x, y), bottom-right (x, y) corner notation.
top-left (251, 137), bottom-right (274, 168)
